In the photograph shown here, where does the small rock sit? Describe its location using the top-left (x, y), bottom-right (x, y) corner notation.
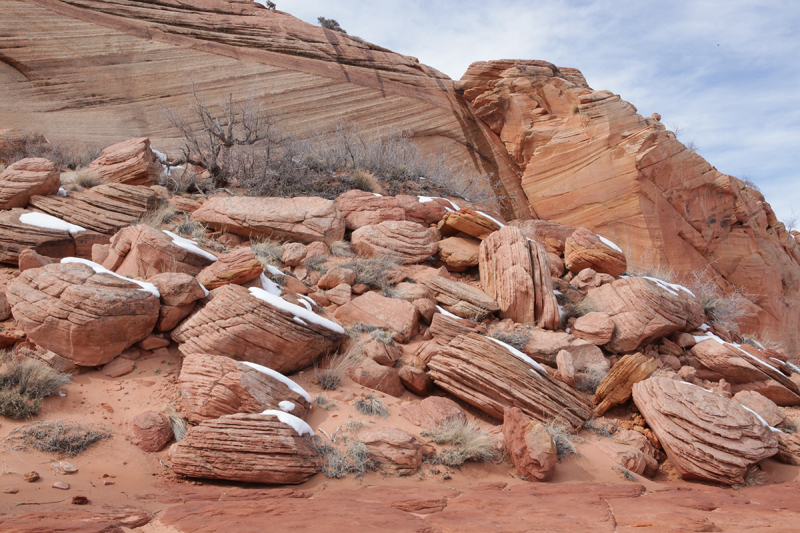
top-left (71, 495), bottom-right (90, 505)
top-left (137, 333), bottom-right (170, 351)
top-left (102, 356), bottom-right (136, 378)
top-left (52, 481), bottom-right (70, 490)
top-left (103, 479), bottom-right (115, 486)
top-left (50, 461), bottom-right (78, 475)
top-left (3, 488), bottom-right (18, 494)
top-left (23, 471), bottom-right (39, 483)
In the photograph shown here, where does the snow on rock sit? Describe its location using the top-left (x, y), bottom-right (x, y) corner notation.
top-left (163, 230), bottom-right (218, 262)
top-left (266, 265), bottom-right (284, 276)
top-left (19, 212), bottom-right (86, 234)
top-left (486, 335), bottom-right (547, 377)
top-left (60, 257), bottom-right (160, 297)
top-left (598, 235), bottom-right (623, 254)
top-left (247, 286), bottom-right (344, 334)
top-left (241, 361), bottom-right (311, 403)
top-left (259, 273), bottom-right (283, 296)
top-left (260, 409), bottom-right (314, 437)
top-left (279, 400), bottom-right (296, 413)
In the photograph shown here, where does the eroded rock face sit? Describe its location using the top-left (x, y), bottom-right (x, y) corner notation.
top-left (169, 413), bottom-right (320, 484)
top-left (334, 292), bottom-right (419, 343)
top-left (359, 426), bottom-right (423, 476)
top-left (427, 333), bottom-right (593, 429)
top-left (7, 262), bottom-right (160, 366)
top-left (460, 59), bottom-right (800, 352)
top-left (195, 247), bottom-right (262, 290)
top-left (334, 190), bottom-right (447, 229)
top-left (179, 353), bottom-right (310, 423)
top-left (351, 221), bottom-right (439, 264)
top-left (101, 224), bottom-right (216, 279)
top-left (438, 209), bottom-right (503, 239)
top-left (419, 274), bottom-right (499, 320)
top-left (502, 407), bottom-right (557, 481)
top-left (78, 137), bottom-right (162, 186)
top-left (172, 284), bottom-right (344, 374)
top-left (437, 235), bottom-right (481, 271)
top-left (632, 377), bottom-right (778, 485)
top-left (126, 411), bottom-right (174, 452)
top-left (564, 228), bottom-right (627, 277)
top-left (0, 209), bottom-right (81, 264)
top-left (147, 272), bottom-right (207, 331)
top-left (479, 226), bottom-right (559, 329)
top-left (191, 196), bottom-right (345, 245)
top-left (585, 276), bottom-right (704, 353)
top-left (732, 391), bottom-right (787, 427)
top-left (401, 396), bottom-right (467, 429)
top-left (594, 352), bottom-right (658, 416)
top-left (0, 158), bottom-right (60, 209)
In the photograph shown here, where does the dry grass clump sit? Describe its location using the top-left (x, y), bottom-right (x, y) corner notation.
top-left (679, 267), bottom-right (750, 331)
top-left (422, 417), bottom-right (498, 467)
top-left (65, 171), bottom-right (102, 191)
top-left (1, 131), bottom-right (101, 170)
top-left (140, 201), bottom-right (178, 228)
top-left (250, 238), bottom-right (284, 267)
top-left (312, 437), bottom-right (376, 479)
top-left (344, 322), bottom-right (384, 339)
top-left (330, 240), bottom-right (355, 258)
top-left (543, 418), bottom-right (580, 460)
top-left (312, 394), bottom-right (338, 411)
top-left (354, 394), bottom-right (388, 418)
top-left (161, 404), bottom-right (188, 441)
top-left (576, 363), bottom-right (609, 394)
top-left (8, 420), bottom-right (111, 457)
top-left (559, 297), bottom-right (598, 329)
top-left (315, 348), bottom-right (362, 391)
top-left (0, 353), bottom-right (72, 419)
top-left (342, 255), bottom-right (400, 290)
top-left (490, 329), bottom-right (531, 351)
top-left (369, 328), bottom-right (396, 345)
top-left (303, 254), bottom-right (329, 273)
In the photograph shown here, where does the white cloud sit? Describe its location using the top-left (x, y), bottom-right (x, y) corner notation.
top-left (269, 0), bottom-right (800, 221)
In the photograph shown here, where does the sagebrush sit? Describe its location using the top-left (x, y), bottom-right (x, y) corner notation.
top-left (422, 417), bottom-right (497, 467)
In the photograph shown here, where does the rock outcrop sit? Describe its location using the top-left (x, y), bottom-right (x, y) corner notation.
top-left (78, 137), bottom-right (162, 185)
top-left (191, 196), bottom-right (345, 245)
top-left (479, 226), bottom-right (559, 328)
top-left (419, 274), bottom-right (499, 320)
top-left (126, 411), bottom-right (174, 452)
top-left (351, 221), bottom-right (439, 264)
top-left (359, 426), bottom-right (423, 476)
top-left (427, 333), bottom-right (594, 429)
top-left (0, 158), bottom-right (60, 209)
top-left (147, 272), bottom-right (207, 331)
top-left (438, 208), bottom-right (504, 239)
top-left (195, 247), bottom-right (262, 290)
top-left (169, 413), bottom-right (320, 484)
top-left (179, 353), bottom-right (311, 423)
top-left (594, 352), bottom-right (658, 415)
top-left (0, 208), bottom-right (101, 264)
top-left (7, 261), bottom-right (160, 366)
top-left (437, 235), bottom-right (481, 271)
top-left (171, 284), bottom-right (344, 374)
top-left (564, 228), bottom-right (627, 277)
top-left (502, 407), bottom-right (557, 481)
top-left (334, 292), bottom-right (419, 343)
top-left (400, 396), bottom-right (467, 429)
top-left (632, 377), bottom-right (779, 485)
top-left (333, 190), bottom-right (447, 229)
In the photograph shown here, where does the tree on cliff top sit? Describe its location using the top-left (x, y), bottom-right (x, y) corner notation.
top-left (318, 17), bottom-right (346, 34)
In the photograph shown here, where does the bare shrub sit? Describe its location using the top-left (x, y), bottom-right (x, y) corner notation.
top-left (303, 254), bottom-right (329, 273)
top-left (312, 394), bottom-right (338, 411)
top-left (71, 172), bottom-right (101, 190)
top-left (312, 438), bottom-right (376, 479)
top-left (560, 297), bottom-right (597, 328)
top-left (490, 329), bottom-right (531, 351)
top-left (354, 394), bottom-right (388, 418)
top-left (317, 16), bottom-right (347, 33)
top-left (140, 201), bottom-right (177, 228)
top-left (330, 240), bottom-right (355, 258)
top-left (0, 354), bottom-right (72, 419)
top-left (576, 363), bottom-right (609, 394)
top-left (678, 265), bottom-right (749, 330)
top-left (250, 238), bottom-right (284, 267)
top-left (315, 348), bottom-right (362, 391)
top-left (342, 255), bottom-right (400, 289)
top-left (8, 420), bottom-right (111, 456)
top-left (161, 404), bottom-right (188, 442)
top-left (173, 219), bottom-right (208, 242)
top-left (422, 417), bottom-right (497, 467)
top-left (0, 131), bottom-right (101, 170)
top-left (543, 418), bottom-right (580, 460)
top-left (369, 328), bottom-right (396, 345)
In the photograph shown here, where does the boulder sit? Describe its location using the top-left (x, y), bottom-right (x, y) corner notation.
top-left (78, 137), bottom-right (162, 185)
top-left (509, 219), bottom-right (576, 244)
top-left (281, 242), bottom-right (307, 266)
top-left (585, 276), bottom-right (704, 353)
top-left (101, 225), bottom-right (216, 279)
top-left (351, 220), bottom-right (439, 264)
top-left (419, 274), bottom-right (499, 320)
top-left (147, 272), bottom-right (207, 331)
top-left (169, 413), bottom-right (320, 484)
top-left (333, 190), bottom-right (446, 229)
top-left (503, 407), bottom-right (557, 481)
top-left (191, 196), bottom-right (345, 245)
top-left (398, 364), bottom-right (434, 396)
top-left (0, 208), bottom-right (103, 265)
top-left (564, 228), bottom-right (627, 277)
top-left (521, 329), bottom-right (605, 367)
top-left (359, 426), bottom-right (423, 475)
top-left (438, 208), bottom-right (503, 239)
top-left (732, 391), bottom-right (787, 427)
top-left (572, 312), bottom-right (615, 345)
top-left (479, 226), bottom-right (559, 329)
top-left (334, 292), bottom-right (419, 343)
top-left (179, 353), bottom-right (311, 423)
top-left (428, 312), bottom-right (486, 345)
top-left (350, 357), bottom-right (405, 397)
top-left (569, 268), bottom-right (615, 291)
top-left (401, 396), bottom-right (466, 430)
top-left (632, 377), bottom-right (779, 485)
top-left (389, 281), bottom-right (435, 303)
top-left (195, 247), bottom-right (262, 290)
top-left (596, 441), bottom-right (658, 478)
top-left (437, 235), bottom-right (481, 271)
top-left (594, 352), bottom-right (658, 415)
top-left (172, 284), bottom-right (344, 374)
top-left (325, 283), bottom-right (352, 306)
top-left (18, 249), bottom-right (57, 271)
top-left (317, 266), bottom-right (356, 290)
top-left (102, 356), bottom-right (135, 377)
top-left (126, 411), bottom-right (174, 452)
top-left (7, 261), bottom-right (160, 366)
top-left (776, 433), bottom-right (800, 465)
top-left (0, 158), bottom-right (60, 209)
top-left (428, 333), bottom-right (594, 429)
top-left (555, 350), bottom-right (576, 387)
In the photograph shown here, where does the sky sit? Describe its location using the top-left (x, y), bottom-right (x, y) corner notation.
top-left (267, 1), bottom-right (799, 225)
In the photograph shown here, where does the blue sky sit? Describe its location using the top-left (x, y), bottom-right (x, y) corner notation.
top-left (269, 1), bottom-right (799, 225)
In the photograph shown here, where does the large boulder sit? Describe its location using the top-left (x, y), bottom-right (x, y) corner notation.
top-left (0, 158), bottom-right (60, 209)
top-left (333, 190), bottom-right (447, 229)
top-left (419, 274), bottom-right (499, 320)
top-left (333, 291), bottom-right (419, 343)
top-left (172, 284), bottom-right (344, 374)
top-left (585, 276), bottom-right (704, 353)
top-left (351, 220), bottom-right (439, 264)
top-left (126, 411), bottom-right (174, 453)
top-left (0, 208), bottom-right (87, 264)
top-left (350, 358), bottom-right (405, 397)
top-left (100, 224), bottom-right (216, 279)
top-left (594, 352), bottom-right (658, 415)
top-left (179, 353), bottom-right (311, 423)
top-left (147, 272), bottom-right (207, 331)
top-left (502, 407), bottom-right (557, 481)
top-left (521, 328), bottom-right (605, 367)
top-left (191, 196), bottom-right (345, 244)
top-left (732, 391), bottom-right (787, 428)
top-left (169, 413), bottom-right (320, 484)
top-left (479, 226), bottom-right (559, 329)
top-left (437, 235), bottom-right (481, 271)
top-left (195, 247), bottom-right (262, 290)
top-left (427, 333), bottom-right (594, 429)
top-left (7, 261), bottom-right (160, 366)
top-left (359, 426), bottom-right (423, 476)
top-left (400, 396), bottom-right (467, 430)
top-left (564, 228), bottom-right (627, 277)
top-left (438, 208), bottom-right (503, 239)
top-left (78, 137), bottom-right (162, 186)
top-left (632, 377), bottom-right (779, 485)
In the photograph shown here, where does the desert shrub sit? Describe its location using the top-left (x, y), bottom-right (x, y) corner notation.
top-left (678, 266), bottom-right (749, 330)
top-left (369, 328), bottom-right (396, 345)
top-left (543, 419), bottom-right (580, 460)
top-left (350, 169), bottom-right (377, 192)
top-left (315, 348), bottom-right (362, 391)
top-left (422, 417), bottom-right (497, 467)
top-left (490, 329), bottom-right (531, 351)
top-left (582, 419), bottom-right (613, 438)
top-left (8, 420), bottom-right (111, 456)
top-left (344, 322), bottom-right (384, 340)
top-left (559, 297), bottom-right (597, 328)
top-left (329, 240), bottom-right (355, 258)
top-left (162, 404), bottom-right (188, 442)
top-left (303, 254), bottom-right (329, 272)
top-left (576, 363), bottom-right (609, 394)
top-left (250, 238), bottom-right (284, 267)
top-left (173, 219), bottom-right (207, 242)
top-left (140, 201), bottom-right (177, 228)
top-left (342, 255), bottom-right (400, 289)
top-left (70, 172), bottom-right (101, 190)
top-left (317, 16), bottom-right (346, 33)
top-left (613, 466), bottom-right (636, 481)
top-left (354, 394), bottom-right (388, 418)
top-left (313, 394), bottom-right (338, 411)
top-left (313, 438), bottom-right (376, 478)
top-left (1, 131), bottom-right (101, 170)
top-left (0, 355), bottom-right (72, 420)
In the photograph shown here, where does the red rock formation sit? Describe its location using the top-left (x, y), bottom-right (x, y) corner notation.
top-left (126, 411), bottom-right (174, 452)
top-left (502, 407), bottom-right (557, 481)
top-left (359, 426), bottom-right (423, 476)
top-left (594, 352), bottom-right (658, 415)
top-left (0, 158), bottom-right (60, 209)
top-left (334, 292), bottom-right (419, 343)
top-left (460, 59), bottom-right (800, 351)
top-left (438, 208), bottom-right (504, 239)
top-left (78, 137), bottom-right (162, 186)
top-left (564, 228), bottom-right (627, 277)
top-left (333, 190), bottom-right (446, 229)
top-left (401, 396), bottom-right (467, 429)
top-left (419, 274), bottom-right (499, 320)
top-left (195, 247), bottom-right (262, 290)
top-left (351, 220), bottom-right (439, 264)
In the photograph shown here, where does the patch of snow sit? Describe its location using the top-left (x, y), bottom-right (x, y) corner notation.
top-left (163, 230), bottom-right (218, 262)
top-left (486, 336), bottom-right (547, 377)
top-left (597, 235), bottom-right (623, 254)
top-left (247, 287), bottom-right (345, 334)
top-left (417, 196), bottom-right (459, 212)
top-left (242, 361), bottom-right (311, 403)
top-left (740, 404), bottom-right (783, 433)
top-left (259, 273), bottom-right (282, 296)
top-left (199, 283), bottom-right (210, 297)
top-left (152, 148), bottom-right (168, 163)
top-left (751, 339), bottom-right (766, 350)
top-left (476, 210), bottom-right (505, 228)
top-left (293, 316), bottom-right (308, 326)
top-left (266, 265), bottom-right (283, 276)
top-left (694, 334), bottom-right (782, 374)
top-left (698, 323), bottom-right (711, 331)
top-left (553, 290), bottom-right (562, 296)
top-left (643, 276), bottom-right (695, 298)
top-left (278, 400), bottom-right (296, 413)
top-left (57, 188), bottom-right (67, 197)
top-left (297, 294), bottom-right (315, 311)
top-left (60, 257), bottom-right (160, 298)
top-left (435, 305), bottom-right (460, 320)
top-left (58, 391), bottom-right (66, 397)
top-left (373, 193), bottom-right (383, 197)
top-left (259, 409), bottom-right (314, 437)
top-left (19, 212), bottom-right (86, 234)
top-left (565, 327), bottom-right (571, 334)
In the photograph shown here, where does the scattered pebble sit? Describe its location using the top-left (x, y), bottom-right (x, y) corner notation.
top-left (23, 471), bottom-right (39, 483)
top-left (50, 461), bottom-right (78, 475)
top-left (103, 479), bottom-right (115, 486)
top-left (3, 488), bottom-right (18, 494)
top-left (52, 481), bottom-right (70, 490)
top-left (71, 495), bottom-right (90, 505)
